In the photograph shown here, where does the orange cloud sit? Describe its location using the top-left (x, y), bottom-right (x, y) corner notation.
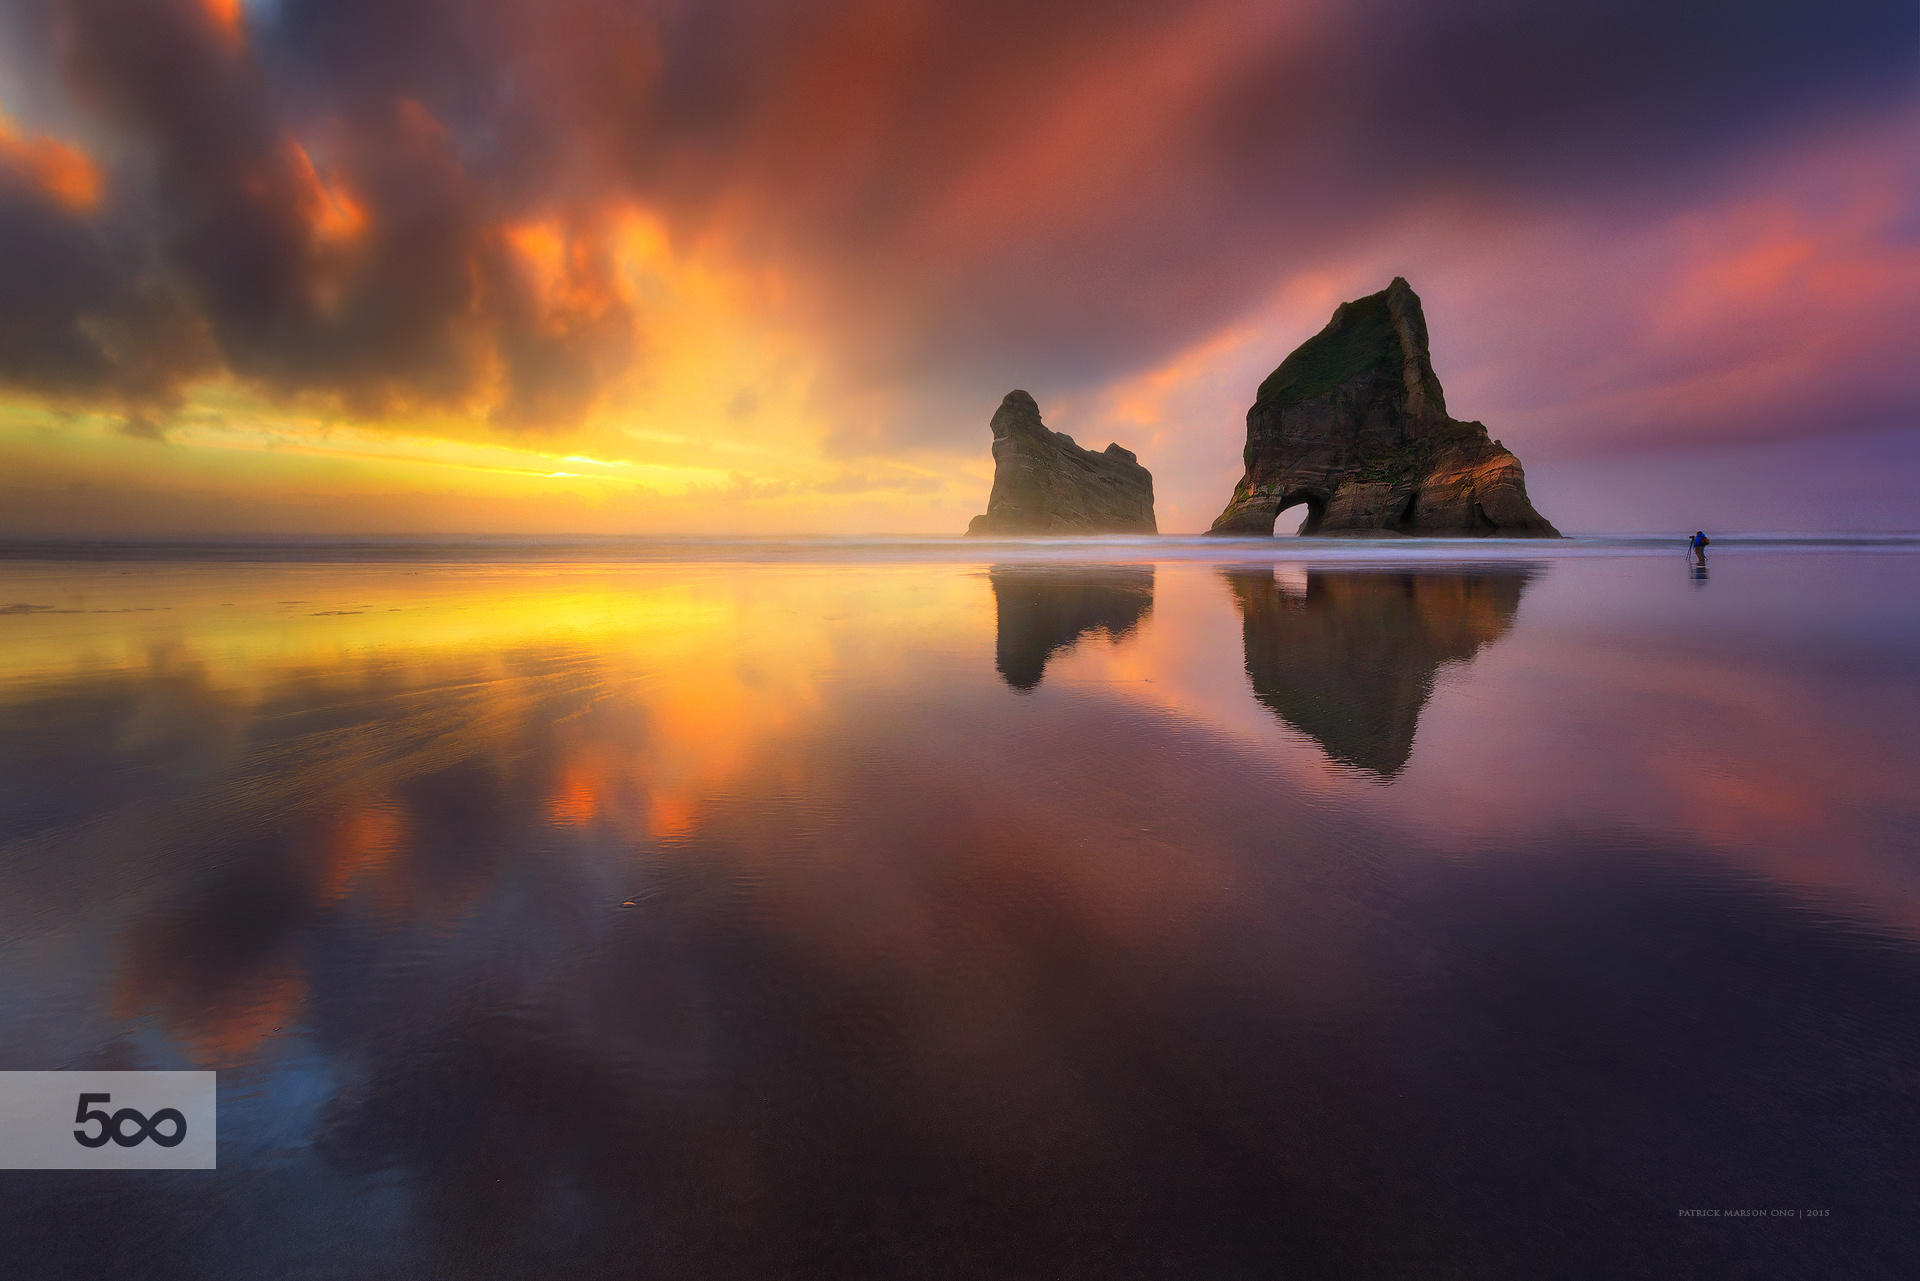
top-left (4, 0), bottom-right (1915, 534)
top-left (199, 0), bottom-right (244, 46)
top-left (285, 138), bottom-right (366, 245)
top-left (0, 113), bottom-right (102, 212)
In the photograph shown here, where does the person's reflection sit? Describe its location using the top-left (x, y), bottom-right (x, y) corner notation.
top-left (989, 565), bottom-right (1154, 690)
top-left (1690, 561), bottom-right (1709, 587)
top-left (1221, 566), bottom-right (1538, 776)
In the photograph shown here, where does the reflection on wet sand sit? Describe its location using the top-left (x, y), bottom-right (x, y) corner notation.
top-left (4, 553), bottom-right (1920, 1279)
top-left (1221, 567), bottom-right (1537, 776)
top-left (988, 564), bottom-right (1154, 689)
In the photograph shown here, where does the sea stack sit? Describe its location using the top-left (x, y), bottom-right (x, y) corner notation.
top-left (967, 391), bottom-right (1156, 535)
top-left (1208, 278), bottom-right (1558, 537)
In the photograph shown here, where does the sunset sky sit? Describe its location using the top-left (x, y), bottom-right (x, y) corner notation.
top-left (0, 0), bottom-right (1914, 536)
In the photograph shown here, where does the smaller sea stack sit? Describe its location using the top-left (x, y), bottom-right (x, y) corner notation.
top-left (967, 391), bottom-right (1156, 535)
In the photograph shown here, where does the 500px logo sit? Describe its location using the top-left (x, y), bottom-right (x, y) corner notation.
top-left (73, 1093), bottom-right (188, 1149)
top-left (0, 1072), bottom-right (215, 1169)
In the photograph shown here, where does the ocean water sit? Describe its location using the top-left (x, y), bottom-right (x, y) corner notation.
top-left (1, 537), bottom-right (1917, 1278)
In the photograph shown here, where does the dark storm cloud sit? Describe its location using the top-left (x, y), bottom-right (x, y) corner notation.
top-left (1215, 0), bottom-right (1920, 188)
top-left (0, 139), bottom-right (215, 408)
top-left (753, 0), bottom-right (1919, 411)
top-left (117, 411), bottom-right (166, 440)
top-left (0, 0), bottom-right (641, 427)
top-left (0, 0), bottom-right (1912, 439)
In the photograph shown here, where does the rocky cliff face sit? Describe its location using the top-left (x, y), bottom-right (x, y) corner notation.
top-left (1208, 279), bottom-right (1558, 537)
top-left (967, 391), bottom-right (1156, 535)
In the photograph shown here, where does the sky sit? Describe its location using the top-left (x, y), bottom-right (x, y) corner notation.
top-left (0, 0), bottom-right (1914, 536)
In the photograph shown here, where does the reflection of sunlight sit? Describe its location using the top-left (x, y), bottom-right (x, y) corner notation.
top-left (43, 561), bottom-right (988, 1065)
top-left (10, 555), bottom-right (1920, 1083)
top-left (0, 563), bottom-right (735, 686)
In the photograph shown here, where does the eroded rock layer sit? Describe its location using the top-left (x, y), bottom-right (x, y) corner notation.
top-left (1208, 279), bottom-right (1558, 537)
top-left (967, 391), bottom-right (1156, 535)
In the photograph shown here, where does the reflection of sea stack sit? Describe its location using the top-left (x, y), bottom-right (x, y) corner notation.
top-left (967, 391), bottom-right (1156, 535)
top-left (989, 565), bottom-right (1154, 690)
top-left (1209, 279), bottom-right (1558, 537)
top-left (1223, 568), bottom-right (1535, 775)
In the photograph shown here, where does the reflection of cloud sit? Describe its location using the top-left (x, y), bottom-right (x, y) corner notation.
top-left (111, 849), bottom-right (312, 1068)
top-left (38, 566), bottom-right (952, 1076)
top-left (1222, 566), bottom-right (1536, 776)
top-left (316, 800), bottom-right (407, 903)
top-left (988, 564), bottom-right (1154, 690)
top-left (4, 560), bottom-right (1920, 1277)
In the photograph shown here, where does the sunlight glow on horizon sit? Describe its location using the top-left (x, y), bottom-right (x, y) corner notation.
top-left (0, 0), bottom-right (1913, 534)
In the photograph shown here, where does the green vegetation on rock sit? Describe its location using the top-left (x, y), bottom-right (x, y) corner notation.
top-left (1256, 293), bottom-right (1401, 407)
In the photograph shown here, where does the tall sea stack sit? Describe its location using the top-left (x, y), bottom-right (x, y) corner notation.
top-left (967, 391), bottom-right (1156, 535)
top-left (1209, 278), bottom-right (1558, 537)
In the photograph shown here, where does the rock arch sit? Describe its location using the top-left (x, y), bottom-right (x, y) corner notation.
top-left (1207, 279), bottom-right (1557, 538)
